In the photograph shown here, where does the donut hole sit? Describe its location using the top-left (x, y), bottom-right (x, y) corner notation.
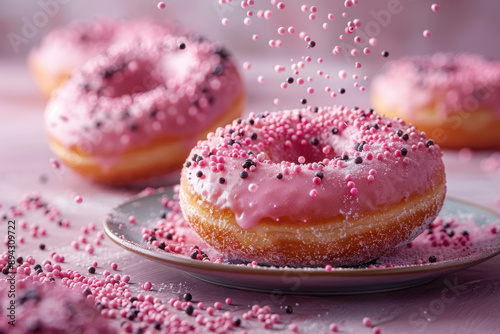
top-left (101, 58), bottom-right (163, 97)
top-left (264, 135), bottom-right (340, 164)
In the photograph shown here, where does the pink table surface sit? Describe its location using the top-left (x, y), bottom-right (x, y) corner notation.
top-left (1, 60), bottom-right (500, 334)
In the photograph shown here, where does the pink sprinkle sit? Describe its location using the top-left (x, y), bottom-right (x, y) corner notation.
top-left (128, 216), bottom-right (136, 224)
top-left (122, 275), bottom-right (130, 283)
top-left (214, 302), bottom-right (222, 310)
top-left (277, 2), bottom-right (285, 10)
top-left (431, 4), bottom-right (438, 12)
top-left (328, 13), bottom-right (334, 20)
top-left (307, 87), bottom-right (314, 94)
top-left (242, 62), bottom-right (251, 70)
top-left (350, 188), bottom-right (358, 195)
top-left (372, 327), bottom-right (382, 334)
top-left (423, 30), bottom-right (430, 38)
top-left (264, 9), bottom-right (272, 19)
top-left (257, 75), bottom-right (265, 84)
top-left (288, 26), bottom-right (295, 34)
top-left (363, 317), bottom-right (372, 327)
top-left (458, 148), bottom-right (473, 162)
top-left (369, 38), bottom-right (377, 46)
top-left (225, 298), bottom-right (232, 305)
top-left (74, 196), bottom-right (83, 204)
top-left (142, 281), bottom-right (152, 291)
top-left (309, 189), bottom-right (318, 198)
top-left (111, 263), bottom-right (118, 270)
top-left (157, 2), bottom-right (166, 10)
top-left (288, 323), bottom-right (299, 333)
top-left (50, 158), bottom-right (60, 169)
top-left (329, 322), bottom-right (338, 332)
top-left (221, 18), bottom-right (229, 26)
top-left (252, 34), bottom-right (259, 41)
top-left (325, 265), bottom-right (332, 272)
top-left (278, 27), bottom-right (286, 35)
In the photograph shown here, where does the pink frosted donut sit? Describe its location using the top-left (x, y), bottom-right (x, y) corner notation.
top-left (372, 53), bottom-right (500, 148)
top-left (180, 106), bottom-right (446, 267)
top-left (45, 34), bottom-right (245, 184)
top-left (29, 18), bottom-right (175, 97)
top-left (0, 280), bottom-right (117, 333)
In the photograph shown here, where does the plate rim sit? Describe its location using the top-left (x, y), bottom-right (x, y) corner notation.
top-left (103, 191), bottom-right (500, 278)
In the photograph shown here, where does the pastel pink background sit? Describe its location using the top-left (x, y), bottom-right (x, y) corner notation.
top-left (1, 1), bottom-right (500, 333)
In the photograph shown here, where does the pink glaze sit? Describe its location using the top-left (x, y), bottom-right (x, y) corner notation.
top-left (29, 18), bottom-right (175, 78)
top-left (181, 106), bottom-right (445, 229)
top-left (372, 53), bottom-right (500, 116)
top-left (45, 31), bottom-right (243, 168)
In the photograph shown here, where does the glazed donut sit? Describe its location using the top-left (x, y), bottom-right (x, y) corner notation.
top-left (29, 18), bottom-right (174, 98)
top-left (45, 35), bottom-right (245, 184)
top-left (179, 106), bottom-right (446, 267)
top-left (372, 53), bottom-right (500, 149)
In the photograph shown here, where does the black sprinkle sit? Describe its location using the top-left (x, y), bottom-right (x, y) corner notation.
top-left (240, 171), bottom-right (249, 179)
top-left (212, 64), bottom-right (224, 76)
top-left (88, 266), bottom-right (96, 274)
top-left (249, 119), bottom-right (254, 125)
top-left (276, 173), bottom-right (283, 179)
top-left (166, 232), bottom-right (173, 240)
top-left (401, 148), bottom-right (408, 156)
top-left (196, 171), bottom-right (203, 178)
top-left (184, 305), bottom-right (194, 316)
top-left (339, 88), bottom-right (346, 94)
top-left (178, 42), bottom-right (186, 50)
top-left (16, 257), bottom-right (23, 264)
top-left (183, 293), bottom-right (193, 301)
top-left (185, 162), bottom-right (192, 168)
top-left (233, 318), bottom-right (241, 326)
top-left (374, 124), bottom-right (379, 130)
top-left (331, 127), bottom-right (339, 134)
top-left (242, 158), bottom-right (256, 169)
top-left (218, 177), bottom-right (226, 184)
top-left (462, 230), bottom-right (469, 236)
top-left (308, 41), bottom-right (316, 48)
top-left (342, 154), bottom-right (349, 161)
top-left (159, 242), bottom-right (166, 250)
top-left (228, 139), bottom-right (235, 146)
top-left (402, 133), bottom-right (409, 141)
top-left (129, 123), bottom-right (138, 131)
top-left (83, 288), bottom-right (92, 296)
top-left (287, 77), bottom-right (294, 84)
top-left (447, 230), bottom-right (455, 238)
top-left (148, 235), bottom-right (156, 242)
top-left (381, 51), bottom-right (389, 57)
top-left (18, 290), bottom-right (40, 305)
top-left (300, 98), bottom-right (307, 105)
top-left (285, 305), bottom-right (293, 314)
top-left (428, 256), bottom-right (437, 263)
top-left (190, 252), bottom-right (198, 259)
top-left (251, 133), bottom-right (258, 140)
top-left (354, 156), bottom-right (363, 164)
top-left (426, 140), bottom-right (435, 147)
top-left (39, 243), bottom-right (46, 250)
top-left (313, 106), bottom-right (319, 113)
top-left (397, 130), bottom-right (403, 137)
top-left (228, 129), bottom-right (235, 134)
top-left (237, 119), bottom-right (242, 124)
top-left (315, 171), bottom-right (324, 179)
top-left (310, 137), bottom-right (319, 146)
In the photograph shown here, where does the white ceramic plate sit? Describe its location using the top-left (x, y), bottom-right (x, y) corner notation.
top-left (104, 188), bottom-right (500, 294)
